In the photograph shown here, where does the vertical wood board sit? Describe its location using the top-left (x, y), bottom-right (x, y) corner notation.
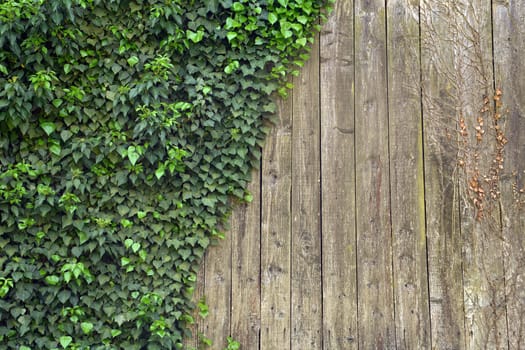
top-left (231, 170), bottom-right (261, 349)
top-left (260, 93), bottom-right (293, 350)
top-left (290, 36), bottom-right (323, 350)
top-left (320, 0), bottom-right (358, 349)
top-left (354, 0), bottom-right (396, 348)
top-left (420, 1), bottom-right (466, 348)
top-left (386, 1), bottom-right (431, 349)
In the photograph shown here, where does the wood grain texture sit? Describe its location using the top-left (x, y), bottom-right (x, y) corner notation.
top-left (260, 91), bottom-right (293, 350)
top-left (202, 226), bottom-right (232, 349)
top-left (182, 260), bottom-right (206, 350)
top-left (386, 1), bottom-right (431, 349)
top-left (320, 1), bottom-right (357, 349)
top-left (453, 0), bottom-right (508, 347)
top-left (230, 169), bottom-right (261, 349)
top-left (354, 1), bottom-right (396, 348)
top-left (290, 36), bottom-right (322, 350)
top-left (493, 1), bottom-right (525, 348)
top-left (186, 3), bottom-right (525, 349)
top-left (420, 1), bottom-right (466, 348)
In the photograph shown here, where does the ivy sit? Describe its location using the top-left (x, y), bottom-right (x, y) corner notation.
top-left (0, 0), bottom-right (334, 348)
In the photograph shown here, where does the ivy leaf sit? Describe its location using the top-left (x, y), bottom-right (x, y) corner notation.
top-left (59, 336), bottom-right (72, 348)
top-left (127, 56), bottom-right (139, 67)
top-left (124, 238), bottom-right (133, 249)
top-left (81, 322), bottom-right (94, 334)
top-left (45, 275), bottom-right (60, 286)
top-left (111, 329), bottom-right (122, 337)
top-left (226, 32), bottom-right (237, 42)
top-left (131, 242), bottom-right (140, 253)
top-left (40, 121), bottom-right (56, 136)
top-left (232, 2), bottom-right (244, 11)
top-left (155, 164), bottom-right (166, 179)
top-left (127, 146), bottom-right (140, 165)
top-left (268, 12), bottom-right (278, 25)
top-left (49, 140), bottom-right (61, 156)
top-left (186, 29), bottom-right (204, 43)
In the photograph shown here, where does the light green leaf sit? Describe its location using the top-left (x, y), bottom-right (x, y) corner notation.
top-left (111, 329), bottom-right (122, 337)
top-left (226, 32), bottom-right (237, 42)
top-left (127, 146), bottom-right (140, 165)
top-left (155, 164), bottom-right (165, 179)
top-left (131, 242), bottom-right (140, 253)
top-left (45, 275), bottom-right (60, 286)
top-left (81, 322), bottom-right (93, 334)
top-left (124, 238), bottom-right (133, 249)
top-left (59, 336), bottom-right (72, 348)
top-left (127, 56), bottom-right (139, 67)
top-left (63, 271), bottom-right (72, 283)
top-left (40, 121), bottom-right (56, 136)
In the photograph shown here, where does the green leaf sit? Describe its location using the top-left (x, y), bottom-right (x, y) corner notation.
top-left (52, 98), bottom-right (63, 108)
top-left (155, 164), bottom-right (166, 179)
top-left (226, 32), bottom-right (237, 42)
top-left (40, 121), bottom-right (56, 135)
top-left (111, 329), bottom-right (122, 338)
top-left (127, 56), bottom-right (139, 67)
top-left (63, 271), bottom-right (72, 283)
top-left (268, 12), bottom-right (278, 25)
top-left (81, 322), bottom-right (94, 334)
top-left (127, 146), bottom-right (140, 165)
top-left (186, 30), bottom-right (204, 43)
top-left (49, 142), bottom-right (61, 156)
top-left (131, 242), bottom-right (141, 253)
top-left (232, 2), bottom-right (244, 11)
top-left (124, 238), bottom-right (133, 249)
top-left (59, 336), bottom-right (72, 348)
top-left (45, 275), bottom-right (60, 286)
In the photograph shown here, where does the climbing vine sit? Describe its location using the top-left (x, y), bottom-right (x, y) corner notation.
top-left (0, 0), bottom-right (333, 348)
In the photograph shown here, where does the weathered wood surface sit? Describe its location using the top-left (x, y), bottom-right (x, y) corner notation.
top-left (230, 170), bottom-right (261, 349)
top-left (260, 90), bottom-right (293, 350)
top-left (290, 34), bottom-right (322, 350)
top-left (354, 0), bottom-right (395, 348)
top-left (188, 1), bottom-right (525, 349)
top-left (420, 1), bottom-right (466, 348)
top-left (387, 1), bottom-right (431, 349)
top-left (320, 1), bottom-right (357, 349)
top-left (493, 1), bottom-right (525, 348)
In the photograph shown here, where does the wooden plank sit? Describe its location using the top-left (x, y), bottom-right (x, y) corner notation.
top-left (439, 1), bottom-right (507, 348)
top-left (182, 261), bottom-right (206, 349)
top-left (290, 36), bottom-right (322, 350)
top-left (354, 1), bottom-right (396, 348)
top-left (319, 1), bottom-right (357, 349)
top-left (386, 1), bottom-right (431, 349)
top-left (260, 92), bottom-right (293, 350)
top-left (420, 1), bottom-right (466, 348)
top-left (493, 1), bottom-right (525, 348)
top-left (230, 169), bottom-right (261, 349)
top-left (202, 224), bottom-right (232, 349)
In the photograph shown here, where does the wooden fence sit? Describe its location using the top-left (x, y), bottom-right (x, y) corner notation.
top-left (185, 1), bottom-right (525, 349)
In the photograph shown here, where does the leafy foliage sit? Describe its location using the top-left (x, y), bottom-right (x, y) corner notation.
top-left (0, 0), bottom-right (333, 348)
